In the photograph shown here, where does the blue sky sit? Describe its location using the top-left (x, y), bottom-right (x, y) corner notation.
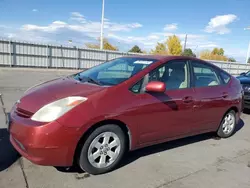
top-left (1, 0), bottom-right (250, 62)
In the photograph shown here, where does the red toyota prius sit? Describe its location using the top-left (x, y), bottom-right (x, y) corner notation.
top-left (8, 55), bottom-right (243, 175)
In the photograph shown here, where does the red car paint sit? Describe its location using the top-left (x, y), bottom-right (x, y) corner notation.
top-left (9, 55), bottom-right (243, 167)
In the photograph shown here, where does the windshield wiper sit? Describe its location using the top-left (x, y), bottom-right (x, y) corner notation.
top-left (75, 73), bottom-right (102, 85)
top-left (85, 76), bottom-right (102, 85)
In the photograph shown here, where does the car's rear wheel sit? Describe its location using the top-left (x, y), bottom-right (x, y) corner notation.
top-left (217, 110), bottom-right (236, 138)
top-left (78, 124), bottom-right (126, 175)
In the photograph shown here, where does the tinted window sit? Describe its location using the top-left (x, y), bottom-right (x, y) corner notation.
top-left (74, 57), bottom-right (158, 86)
top-left (192, 61), bottom-right (221, 87)
top-left (148, 60), bottom-right (189, 90)
top-left (220, 71), bottom-right (231, 84)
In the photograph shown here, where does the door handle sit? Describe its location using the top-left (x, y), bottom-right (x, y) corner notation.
top-left (183, 96), bottom-right (193, 103)
top-left (221, 92), bottom-right (228, 98)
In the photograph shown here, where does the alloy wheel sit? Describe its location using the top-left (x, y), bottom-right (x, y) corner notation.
top-left (87, 132), bottom-right (121, 168)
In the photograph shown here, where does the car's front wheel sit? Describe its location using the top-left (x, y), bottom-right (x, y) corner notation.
top-left (217, 110), bottom-right (236, 138)
top-left (78, 124), bottom-right (126, 175)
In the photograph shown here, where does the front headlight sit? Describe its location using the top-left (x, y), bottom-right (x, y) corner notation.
top-left (31, 96), bottom-right (87, 122)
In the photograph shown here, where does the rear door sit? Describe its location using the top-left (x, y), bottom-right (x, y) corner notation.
top-left (190, 60), bottom-right (230, 131)
top-left (130, 60), bottom-right (197, 144)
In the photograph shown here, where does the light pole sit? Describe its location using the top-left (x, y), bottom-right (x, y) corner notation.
top-left (246, 41), bottom-right (250, 64)
top-left (183, 34), bottom-right (187, 51)
top-left (244, 28), bottom-right (250, 64)
top-left (100, 0), bottom-right (105, 50)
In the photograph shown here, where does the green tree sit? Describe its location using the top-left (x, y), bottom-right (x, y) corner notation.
top-left (228, 57), bottom-right (236, 62)
top-left (166, 35), bottom-right (182, 55)
top-left (248, 58), bottom-right (250, 64)
top-left (212, 47), bottom-right (224, 56)
top-left (85, 38), bottom-right (118, 51)
top-left (181, 48), bottom-right (196, 57)
top-left (150, 42), bottom-right (168, 55)
top-left (128, 45), bottom-right (143, 53)
top-left (211, 48), bottom-right (219, 55)
top-left (218, 48), bottom-right (224, 56)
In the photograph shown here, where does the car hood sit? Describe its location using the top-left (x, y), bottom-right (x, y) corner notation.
top-left (16, 77), bottom-right (106, 113)
top-left (236, 75), bottom-right (250, 84)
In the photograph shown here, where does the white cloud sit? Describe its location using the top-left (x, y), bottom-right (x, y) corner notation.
top-left (164, 23), bottom-right (178, 31)
top-left (204, 14), bottom-right (237, 34)
top-left (32, 9), bottom-right (38, 12)
top-left (70, 12), bottom-right (86, 23)
top-left (6, 33), bottom-right (17, 39)
top-left (0, 25), bottom-right (10, 29)
top-left (197, 44), bottom-right (218, 48)
top-left (225, 48), bottom-right (247, 62)
top-left (21, 15), bottom-right (142, 37)
top-left (22, 21), bottom-right (67, 33)
top-left (107, 33), bottom-right (160, 47)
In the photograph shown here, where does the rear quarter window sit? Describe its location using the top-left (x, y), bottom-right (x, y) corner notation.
top-left (220, 71), bottom-right (231, 84)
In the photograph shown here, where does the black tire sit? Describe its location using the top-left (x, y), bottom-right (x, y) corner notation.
top-left (78, 124), bottom-right (126, 175)
top-left (217, 110), bottom-right (236, 138)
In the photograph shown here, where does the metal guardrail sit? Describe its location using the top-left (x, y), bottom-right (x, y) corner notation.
top-left (0, 39), bottom-right (249, 76)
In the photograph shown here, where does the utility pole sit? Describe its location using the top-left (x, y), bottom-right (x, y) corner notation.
top-left (183, 34), bottom-right (187, 51)
top-left (246, 41), bottom-right (250, 64)
top-left (100, 0), bottom-right (105, 50)
top-left (244, 28), bottom-right (250, 63)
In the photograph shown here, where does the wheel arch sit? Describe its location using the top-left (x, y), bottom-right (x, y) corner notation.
top-left (73, 119), bottom-right (132, 165)
top-left (217, 106), bottom-right (239, 130)
top-left (226, 106), bottom-right (239, 114)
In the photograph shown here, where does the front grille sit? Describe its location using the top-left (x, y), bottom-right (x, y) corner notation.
top-left (242, 84), bottom-right (250, 95)
top-left (15, 107), bottom-right (34, 118)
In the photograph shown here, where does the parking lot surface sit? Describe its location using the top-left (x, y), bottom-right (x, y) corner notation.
top-left (0, 67), bottom-right (250, 188)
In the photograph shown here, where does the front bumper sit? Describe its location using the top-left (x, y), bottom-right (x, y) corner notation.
top-left (9, 107), bottom-right (80, 167)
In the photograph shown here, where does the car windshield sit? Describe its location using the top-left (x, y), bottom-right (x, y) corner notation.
top-left (245, 71), bottom-right (250, 77)
top-left (73, 57), bottom-right (158, 86)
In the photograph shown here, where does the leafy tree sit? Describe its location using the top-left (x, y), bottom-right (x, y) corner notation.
top-left (248, 58), bottom-right (250, 64)
top-left (228, 57), bottom-right (236, 62)
top-left (200, 50), bottom-right (212, 59)
top-left (85, 38), bottom-right (118, 51)
top-left (212, 47), bottom-right (224, 56)
top-left (128, 45), bottom-right (143, 53)
top-left (181, 48), bottom-right (196, 57)
top-left (200, 50), bottom-right (228, 61)
top-left (150, 42), bottom-right (168, 55)
top-left (218, 48), bottom-right (224, 56)
top-left (211, 48), bottom-right (219, 55)
top-left (166, 35), bottom-right (182, 55)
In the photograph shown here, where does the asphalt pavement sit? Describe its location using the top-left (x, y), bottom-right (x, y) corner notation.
top-left (0, 67), bottom-right (250, 188)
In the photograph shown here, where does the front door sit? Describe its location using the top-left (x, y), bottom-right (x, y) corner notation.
top-left (132, 60), bottom-right (196, 144)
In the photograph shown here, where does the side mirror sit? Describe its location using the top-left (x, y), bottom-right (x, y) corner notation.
top-left (240, 72), bottom-right (246, 76)
top-left (145, 81), bottom-right (166, 93)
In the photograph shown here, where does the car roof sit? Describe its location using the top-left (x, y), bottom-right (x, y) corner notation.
top-left (123, 55), bottom-right (203, 62)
